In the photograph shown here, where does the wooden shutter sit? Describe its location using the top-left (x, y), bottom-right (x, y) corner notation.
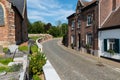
top-left (104, 39), bottom-right (107, 51)
top-left (114, 39), bottom-right (119, 53)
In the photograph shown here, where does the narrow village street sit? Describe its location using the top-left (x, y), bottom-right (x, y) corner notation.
top-left (43, 39), bottom-right (120, 80)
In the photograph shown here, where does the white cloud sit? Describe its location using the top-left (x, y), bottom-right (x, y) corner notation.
top-left (27, 0), bottom-right (75, 25)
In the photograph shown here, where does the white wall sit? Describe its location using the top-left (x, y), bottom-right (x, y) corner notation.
top-left (99, 29), bottom-right (120, 60)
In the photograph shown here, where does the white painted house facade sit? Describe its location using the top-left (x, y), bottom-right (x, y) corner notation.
top-left (99, 29), bottom-right (120, 60)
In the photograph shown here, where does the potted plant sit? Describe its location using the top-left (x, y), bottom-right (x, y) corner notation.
top-left (107, 49), bottom-right (115, 55)
top-left (85, 44), bottom-right (91, 54)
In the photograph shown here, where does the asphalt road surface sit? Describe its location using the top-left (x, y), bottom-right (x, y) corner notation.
top-left (43, 39), bottom-right (120, 80)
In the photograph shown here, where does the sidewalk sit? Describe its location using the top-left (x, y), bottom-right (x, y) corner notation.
top-left (58, 40), bottom-right (120, 71)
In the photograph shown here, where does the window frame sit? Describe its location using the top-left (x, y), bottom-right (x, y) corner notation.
top-left (86, 33), bottom-right (92, 46)
top-left (71, 20), bottom-right (75, 30)
top-left (87, 14), bottom-right (93, 26)
top-left (77, 20), bottom-right (81, 28)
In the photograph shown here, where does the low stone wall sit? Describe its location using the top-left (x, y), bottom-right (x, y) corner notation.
top-left (28, 34), bottom-right (53, 41)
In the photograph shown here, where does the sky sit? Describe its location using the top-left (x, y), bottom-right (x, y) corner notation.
top-left (27, 0), bottom-right (92, 25)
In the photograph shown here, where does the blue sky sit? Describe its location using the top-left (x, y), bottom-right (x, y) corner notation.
top-left (27, 0), bottom-right (92, 25)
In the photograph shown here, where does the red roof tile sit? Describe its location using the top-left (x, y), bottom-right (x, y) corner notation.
top-left (102, 7), bottom-right (120, 28)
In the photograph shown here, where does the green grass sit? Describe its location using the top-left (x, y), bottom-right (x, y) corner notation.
top-left (18, 46), bottom-right (28, 51)
top-left (0, 67), bottom-right (8, 72)
top-left (33, 75), bottom-right (41, 80)
top-left (0, 58), bottom-right (12, 65)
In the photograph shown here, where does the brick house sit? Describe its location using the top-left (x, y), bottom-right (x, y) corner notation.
top-left (67, 0), bottom-right (120, 60)
top-left (99, 0), bottom-right (120, 59)
top-left (0, 0), bottom-right (28, 47)
top-left (67, 0), bottom-right (99, 54)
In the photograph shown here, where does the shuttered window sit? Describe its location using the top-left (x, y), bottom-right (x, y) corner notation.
top-left (104, 39), bottom-right (120, 53)
top-left (0, 4), bottom-right (4, 26)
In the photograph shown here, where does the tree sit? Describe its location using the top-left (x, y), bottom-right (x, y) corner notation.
top-left (44, 23), bottom-right (52, 33)
top-left (32, 21), bottom-right (45, 33)
top-left (27, 20), bottom-right (33, 33)
top-left (48, 26), bottom-right (61, 37)
top-left (61, 23), bottom-right (68, 36)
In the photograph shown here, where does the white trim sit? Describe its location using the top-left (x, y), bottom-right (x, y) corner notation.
top-left (79, 0), bottom-right (84, 6)
top-left (101, 1), bottom-right (120, 27)
top-left (101, 11), bottom-right (112, 27)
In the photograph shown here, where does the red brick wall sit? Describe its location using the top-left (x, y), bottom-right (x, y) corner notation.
top-left (0, 0), bottom-right (15, 47)
top-left (100, 0), bottom-right (112, 26)
top-left (0, 0), bottom-right (28, 47)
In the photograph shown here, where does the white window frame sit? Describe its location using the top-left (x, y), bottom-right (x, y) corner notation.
top-left (87, 14), bottom-right (93, 26)
top-left (71, 20), bottom-right (75, 30)
top-left (86, 34), bottom-right (92, 46)
top-left (107, 39), bottom-right (115, 50)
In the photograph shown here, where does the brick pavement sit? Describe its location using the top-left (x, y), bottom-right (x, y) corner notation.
top-left (58, 40), bottom-right (120, 70)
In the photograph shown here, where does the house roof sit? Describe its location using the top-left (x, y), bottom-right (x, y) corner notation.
top-left (8, 0), bottom-right (26, 18)
top-left (101, 7), bottom-right (120, 29)
top-left (79, 0), bottom-right (97, 8)
top-left (67, 13), bottom-right (76, 19)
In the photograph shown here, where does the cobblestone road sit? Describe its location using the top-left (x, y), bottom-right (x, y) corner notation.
top-left (43, 39), bottom-right (120, 80)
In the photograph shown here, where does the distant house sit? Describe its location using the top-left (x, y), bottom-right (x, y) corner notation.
top-left (0, 0), bottom-right (28, 47)
top-left (67, 0), bottom-right (120, 60)
top-left (67, 0), bottom-right (99, 53)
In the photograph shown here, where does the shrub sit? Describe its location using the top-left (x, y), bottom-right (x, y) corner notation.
top-left (30, 52), bottom-right (46, 75)
top-left (0, 58), bottom-right (12, 65)
top-left (33, 75), bottom-right (41, 80)
top-left (7, 64), bottom-right (22, 72)
top-left (31, 45), bottom-right (38, 53)
top-left (18, 46), bottom-right (28, 51)
top-left (85, 44), bottom-right (91, 50)
top-left (3, 48), bottom-right (9, 54)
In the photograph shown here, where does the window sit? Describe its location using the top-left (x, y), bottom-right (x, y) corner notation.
top-left (104, 39), bottom-right (120, 53)
top-left (87, 14), bottom-right (93, 26)
top-left (0, 4), bottom-right (4, 26)
top-left (109, 39), bottom-right (115, 50)
top-left (71, 20), bottom-right (75, 30)
top-left (86, 34), bottom-right (92, 46)
top-left (78, 20), bottom-right (81, 28)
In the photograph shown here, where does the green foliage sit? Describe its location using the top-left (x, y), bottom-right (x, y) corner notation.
top-left (33, 75), bottom-right (41, 80)
top-left (31, 45), bottom-right (38, 53)
top-left (48, 26), bottom-right (61, 37)
top-left (3, 48), bottom-right (9, 54)
top-left (18, 46), bottom-right (28, 51)
top-left (85, 44), bottom-right (91, 50)
top-left (0, 67), bottom-right (8, 72)
top-left (7, 64), bottom-right (22, 72)
top-left (27, 20), bottom-right (68, 37)
top-left (0, 58), bottom-right (12, 65)
top-left (107, 49), bottom-right (115, 55)
top-left (30, 52), bottom-right (46, 75)
top-left (62, 34), bottom-right (68, 46)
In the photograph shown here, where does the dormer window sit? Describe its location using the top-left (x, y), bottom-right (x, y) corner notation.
top-left (87, 14), bottom-right (93, 26)
top-left (0, 4), bottom-right (4, 26)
